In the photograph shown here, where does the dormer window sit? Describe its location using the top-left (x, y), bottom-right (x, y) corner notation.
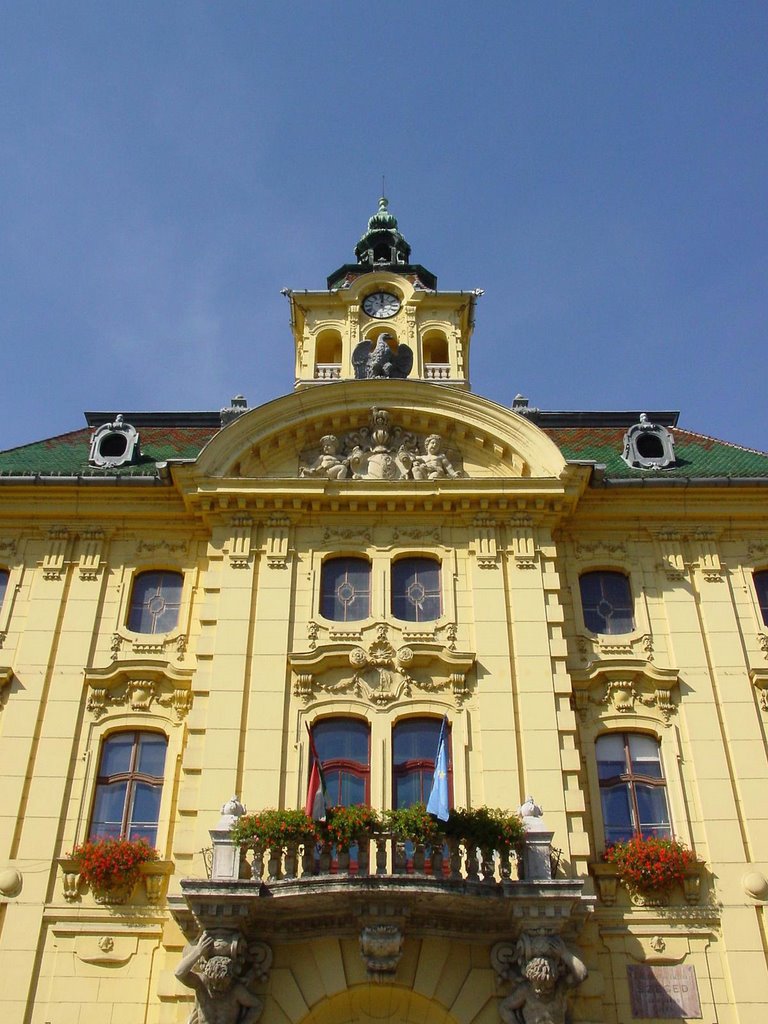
top-left (622, 414), bottom-right (675, 469)
top-left (89, 415), bottom-right (140, 468)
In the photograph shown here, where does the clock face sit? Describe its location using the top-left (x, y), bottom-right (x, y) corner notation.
top-left (362, 291), bottom-right (401, 319)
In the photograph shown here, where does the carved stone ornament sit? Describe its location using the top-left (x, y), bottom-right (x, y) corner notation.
top-left (289, 622), bottom-right (474, 708)
top-left (111, 630), bottom-right (187, 663)
top-left (492, 932), bottom-right (588, 1024)
top-left (359, 924), bottom-right (404, 980)
top-left (571, 660), bottom-right (679, 724)
top-left (88, 415), bottom-right (140, 468)
top-left (298, 407), bottom-right (465, 481)
top-left (84, 660), bottom-right (194, 721)
top-left (750, 668), bottom-right (768, 713)
top-left (175, 929), bottom-right (272, 1024)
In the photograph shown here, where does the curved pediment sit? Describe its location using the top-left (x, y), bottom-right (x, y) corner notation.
top-left (194, 381), bottom-right (568, 481)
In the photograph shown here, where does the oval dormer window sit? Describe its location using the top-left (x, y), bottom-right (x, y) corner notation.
top-left (622, 414), bottom-right (676, 469)
top-left (89, 415), bottom-right (140, 468)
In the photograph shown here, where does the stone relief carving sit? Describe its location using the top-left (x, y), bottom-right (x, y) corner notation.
top-left (175, 930), bottom-right (272, 1024)
top-left (111, 631), bottom-right (187, 662)
top-left (85, 662), bottom-right (194, 721)
top-left (359, 924), bottom-right (404, 980)
top-left (299, 407), bottom-right (465, 482)
top-left (290, 623), bottom-right (474, 708)
top-left (571, 661), bottom-right (679, 725)
top-left (492, 933), bottom-right (588, 1024)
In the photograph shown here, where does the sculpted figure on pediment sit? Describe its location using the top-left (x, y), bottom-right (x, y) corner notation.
top-left (298, 407), bottom-right (464, 481)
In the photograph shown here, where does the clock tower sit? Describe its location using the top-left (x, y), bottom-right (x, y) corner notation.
top-left (287, 197), bottom-right (479, 390)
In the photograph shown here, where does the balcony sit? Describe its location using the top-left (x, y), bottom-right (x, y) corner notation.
top-left (168, 811), bottom-right (592, 946)
top-left (424, 363), bottom-right (451, 381)
top-left (314, 363), bottom-right (341, 381)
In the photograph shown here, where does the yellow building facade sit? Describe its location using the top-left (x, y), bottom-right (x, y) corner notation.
top-left (0, 200), bottom-right (767, 1023)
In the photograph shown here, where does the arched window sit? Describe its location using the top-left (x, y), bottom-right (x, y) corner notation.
top-left (579, 571), bottom-right (634, 635)
top-left (127, 571), bottom-right (183, 634)
top-left (89, 731), bottom-right (167, 844)
top-left (596, 732), bottom-right (670, 844)
top-left (754, 571), bottom-right (768, 627)
top-left (392, 557), bottom-right (441, 623)
top-left (320, 557), bottom-right (371, 622)
top-left (393, 717), bottom-right (451, 809)
top-left (0, 569), bottom-right (8, 612)
top-left (310, 718), bottom-right (370, 806)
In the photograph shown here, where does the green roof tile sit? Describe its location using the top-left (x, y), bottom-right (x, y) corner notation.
top-left (543, 425), bottom-right (768, 479)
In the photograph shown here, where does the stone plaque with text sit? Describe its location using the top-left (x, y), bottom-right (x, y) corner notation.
top-left (628, 964), bottom-right (702, 1019)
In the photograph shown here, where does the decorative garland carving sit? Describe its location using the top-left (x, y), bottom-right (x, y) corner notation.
top-left (84, 661), bottom-right (194, 721)
top-left (289, 623), bottom-right (474, 708)
top-left (571, 659), bottom-right (679, 724)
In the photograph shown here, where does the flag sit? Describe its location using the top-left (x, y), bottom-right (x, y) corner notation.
top-left (304, 723), bottom-right (329, 821)
top-left (426, 716), bottom-right (450, 821)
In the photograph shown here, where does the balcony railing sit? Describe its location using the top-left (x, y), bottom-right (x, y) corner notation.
top-left (314, 364), bottom-right (341, 381)
top-left (424, 363), bottom-right (452, 380)
top-left (242, 834), bottom-right (522, 886)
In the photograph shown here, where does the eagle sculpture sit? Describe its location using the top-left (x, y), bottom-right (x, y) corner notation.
top-left (352, 333), bottom-right (413, 380)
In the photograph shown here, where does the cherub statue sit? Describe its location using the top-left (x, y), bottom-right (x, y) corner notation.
top-left (408, 435), bottom-right (460, 480)
top-left (299, 435), bottom-right (349, 480)
top-left (176, 932), bottom-right (263, 1024)
top-left (497, 933), bottom-right (587, 1024)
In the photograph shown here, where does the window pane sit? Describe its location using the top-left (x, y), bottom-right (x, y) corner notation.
top-left (137, 734), bottom-right (167, 777)
top-left (636, 785), bottom-right (671, 837)
top-left (395, 773), bottom-right (422, 809)
top-left (339, 773), bottom-right (366, 806)
top-left (579, 571), bottom-right (634, 635)
top-left (128, 572), bottom-right (182, 634)
top-left (0, 570), bottom-right (8, 611)
top-left (91, 781), bottom-right (128, 837)
top-left (392, 558), bottom-right (441, 622)
top-left (99, 734), bottom-right (134, 776)
top-left (628, 734), bottom-right (663, 778)
top-left (313, 719), bottom-right (369, 763)
top-left (755, 572), bottom-right (768, 626)
top-left (393, 719), bottom-right (442, 764)
top-left (129, 782), bottom-right (163, 833)
top-left (601, 784), bottom-right (634, 843)
top-left (320, 558), bottom-right (370, 622)
top-left (596, 734), bottom-right (627, 779)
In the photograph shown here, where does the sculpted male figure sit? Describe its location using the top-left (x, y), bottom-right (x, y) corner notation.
top-left (498, 934), bottom-right (587, 1024)
top-left (299, 435), bottom-right (349, 480)
top-left (176, 933), bottom-right (263, 1024)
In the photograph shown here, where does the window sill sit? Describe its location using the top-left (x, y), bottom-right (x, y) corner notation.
top-left (589, 860), bottom-right (703, 906)
top-left (58, 857), bottom-right (174, 906)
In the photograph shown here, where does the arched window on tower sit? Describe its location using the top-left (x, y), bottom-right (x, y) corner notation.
top-left (315, 329), bottom-right (342, 381)
top-left (422, 330), bottom-right (450, 381)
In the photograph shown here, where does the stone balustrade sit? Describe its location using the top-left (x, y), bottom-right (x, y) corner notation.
top-left (314, 364), bottom-right (342, 380)
top-left (424, 363), bottom-right (452, 380)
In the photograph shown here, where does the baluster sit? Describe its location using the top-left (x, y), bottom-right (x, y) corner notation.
top-left (465, 844), bottom-right (479, 882)
top-left (500, 847), bottom-right (512, 884)
top-left (447, 837), bottom-right (462, 881)
top-left (358, 837), bottom-right (370, 876)
top-left (337, 845), bottom-right (351, 873)
top-left (480, 847), bottom-right (496, 885)
top-left (284, 841), bottom-right (298, 880)
top-left (318, 842), bottom-right (332, 875)
top-left (301, 842), bottom-right (313, 878)
top-left (431, 843), bottom-right (444, 878)
top-left (394, 840), bottom-right (407, 875)
top-left (250, 843), bottom-right (264, 882)
top-left (413, 843), bottom-right (426, 873)
top-left (266, 844), bottom-right (282, 882)
top-left (375, 836), bottom-right (388, 875)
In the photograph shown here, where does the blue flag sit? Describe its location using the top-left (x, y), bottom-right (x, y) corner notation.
top-left (426, 716), bottom-right (450, 821)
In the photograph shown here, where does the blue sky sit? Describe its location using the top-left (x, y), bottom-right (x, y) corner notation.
top-left (0, 2), bottom-right (765, 451)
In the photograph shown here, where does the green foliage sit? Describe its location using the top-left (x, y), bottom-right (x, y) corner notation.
top-left (231, 809), bottom-right (318, 849)
top-left (321, 805), bottom-right (381, 846)
top-left (69, 837), bottom-right (158, 889)
top-left (444, 807), bottom-right (526, 849)
top-left (384, 803), bottom-right (441, 844)
top-left (605, 836), bottom-right (697, 895)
